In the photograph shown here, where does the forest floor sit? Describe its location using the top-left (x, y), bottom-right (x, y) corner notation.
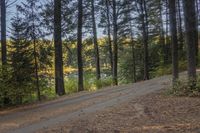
top-left (0, 72), bottom-right (200, 133)
top-left (40, 91), bottom-right (200, 133)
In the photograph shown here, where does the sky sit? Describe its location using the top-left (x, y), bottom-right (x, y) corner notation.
top-left (6, 0), bottom-right (23, 36)
top-left (7, 0), bottom-right (22, 19)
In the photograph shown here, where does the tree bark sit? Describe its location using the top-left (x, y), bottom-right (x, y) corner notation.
top-left (196, 0), bottom-right (200, 23)
top-left (112, 0), bottom-right (118, 85)
top-left (195, 0), bottom-right (199, 64)
top-left (31, 6), bottom-right (41, 101)
top-left (196, 0), bottom-right (200, 25)
top-left (177, 0), bottom-right (184, 51)
top-left (127, 3), bottom-right (136, 83)
top-left (1, 0), bottom-right (7, 65)
top-left (169, 0), bottom-right (179, 83)
top-left (33, 39), bottom-right (41, 101)
top-left (105, 0), bottom-right (113, 74)
top-left (54, 0), bottom-right (65, 95)
top-left (164, 0), bottom-right (171, 64)
top-left (91, 0), bottom-right (101, 80)
top-left (140, 0), bottom-right (149, 80)
top-left (131, 37), bottom-right (136, 83)
top-left (159, 0), bottom-right (166, 65)
top-left (144, 0), bottom-right (149, 80)
top-left (77, 0), bottom-right (84, 91)
top-left (183, 0), bottom-right (197, 82)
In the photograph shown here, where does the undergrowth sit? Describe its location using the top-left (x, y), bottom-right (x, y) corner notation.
top-left (167, 77), bottom-right (200, 97)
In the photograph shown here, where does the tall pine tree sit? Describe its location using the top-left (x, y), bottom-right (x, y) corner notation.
top-left (54, 0), bottom-right (65, 95)
top-left (77, 0), bottom-right (84, 91)
top-left (10, 13), bottom-right (35, 104)
top-left (17, 0), bottom-right (43, 100)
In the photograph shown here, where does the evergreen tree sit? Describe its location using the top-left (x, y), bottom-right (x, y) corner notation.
top-left (10, 13), bottom-right (35, 104)
top-left (41, 0), bottom-right (77, 39)
top-left (136, 0), bottom-right (150, 80)
top-left (17, 0), bottom-right (43, 100)
top-left (119, 0), bottom-right (136, 83)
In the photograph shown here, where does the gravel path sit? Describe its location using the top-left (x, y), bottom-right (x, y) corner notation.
top-left (0, 74), bottom-right (174, 133)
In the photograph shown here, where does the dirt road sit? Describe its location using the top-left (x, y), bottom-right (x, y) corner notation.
top-left (0, 74), bottom-right (173, 133)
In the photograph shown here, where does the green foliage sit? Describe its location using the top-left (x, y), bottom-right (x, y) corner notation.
top-left (38, 40), bottom-right (54, 69)
top-left (168, 77), bottom-right (200, 97)
top-left (0, 14), bottom-right (37, 107)
top-left (0, 66), bottom-right (14, 107)
top-left (95, 77), bottom-right (113, 89)
top-left (0, 67), bottom-right (56, 107)
top-left (152, 60), bottom-right (188, 77)
top-left (64, 73), bottom-right (113, 94)
top-left (40, 78), bottom-right (56, 99)
top-left (119, 52), bottom-right (135, 84)
top-left (0, 67), bottom-right (35, 107)
top-left (65, 78), bottom-right (78, 94)
top-left (0, 65), bottom-right (35, 107)
top-left (41, 87), bottom-right (56, 100)
top-left (0, 12), bottom-right (53, 107)
top-left (151, 64), bottom-right (172, 77)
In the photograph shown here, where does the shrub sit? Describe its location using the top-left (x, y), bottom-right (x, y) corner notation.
top-left (64, 75), bottom-right (113, 93)
top-left (168, 77), bottom-right (200, 97)
top-left (94, 77), bottom-right (113, 90)
top-left (153, 60), bottom-right (187, 77)
top-left (64, 78), bottom-right (78, 94)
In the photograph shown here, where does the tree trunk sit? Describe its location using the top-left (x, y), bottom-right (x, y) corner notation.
top-left (112, 0), bottom-right (118, 85)
top-left (31, 5), bottom-right (41, 101)
top-left (164, 0), bottom-right (171, 64)
top-left (195, 0), bottom-right (199, 64)
top-left (177, 0), bottom-right (184, 52)
top-left (91, 0), bottom-right (101, 80)
top-left (159, 0), bottom-right (166, 65)
top-left (1, 0), bottom-right (7, 65)
top-left (197, 0), bottom-right (200, 26)
top-left (1, 0), bottom-right (10, 105)
top-left (183, 0), bottom-right (197, 82)
top-left (105, 0), bottom-right (113, 74)
top-left (169, 0), bottom-right (179, 83)
top-left (127, 4), bottom-right (136, 83)
top-left (131, 37), bottom-right (136, 83)
top-left (144, 0), bottom-right (149, 80)
top-left (33, 39), bottom-right (41, 101)
top-left (140, 0), bottom-right (149, 80)
top-left (196, 0), bottom-right (200, 26)
top-left (77, 0), bottom-right (84, 91)
top-left (54, 0), bottom-right (65, 95)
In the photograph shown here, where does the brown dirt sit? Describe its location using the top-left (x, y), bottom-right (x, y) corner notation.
top-left (38, 91), bottom-right (200, 133)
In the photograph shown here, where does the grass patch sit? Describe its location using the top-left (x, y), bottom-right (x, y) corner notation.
top-left (64, 76), bottom-right (113, 94)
